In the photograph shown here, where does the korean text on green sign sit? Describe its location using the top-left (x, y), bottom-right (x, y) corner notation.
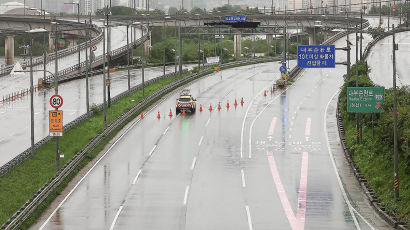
top-left (347, 87), bottom-right (385, 113)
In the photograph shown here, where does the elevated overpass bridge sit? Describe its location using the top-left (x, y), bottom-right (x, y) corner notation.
top-left (0, 14), bottom-right (368, 85)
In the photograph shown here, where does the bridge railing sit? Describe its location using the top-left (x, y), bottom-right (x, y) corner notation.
top-left (44, 26), bottom-right (149, 84)
top-left (0, 26), bottom-right (103, 77)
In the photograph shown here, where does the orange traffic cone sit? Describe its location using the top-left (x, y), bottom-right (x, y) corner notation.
top-left (209, 104), bottom-right (213, 112)
top-left (264, 90), bottom-right (267, 97)
top-left (182, 109), bottom-right (186, 116)
top-left (169, 109), bottom-right (173, 118)
top-left (226, 101), bottom-right (230, 110)
top-left (200, 104), bottom-right (203, 112)
top-left (141, 113), bottom-right (144, 119)
top-left (157, 111), bottom-right (161, 119)
top-left (218, 103), bottom-right (221, 111)
top-left (234, 99), bottom-right (238, 108)
top-left (240, 97), bottom-right (244, 106)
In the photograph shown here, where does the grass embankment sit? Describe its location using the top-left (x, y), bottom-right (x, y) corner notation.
top-left (0, 72), bottom-right (188, 227)
top-left (339, 62), bottom-right (410, 226)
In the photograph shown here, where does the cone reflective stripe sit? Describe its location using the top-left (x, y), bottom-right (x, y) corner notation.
top-left (157, 111), bottom-right (161, 119)
top-left (169, 109), bottom-right (173, 117)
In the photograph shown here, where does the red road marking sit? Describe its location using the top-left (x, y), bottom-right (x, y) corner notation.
top-left (305, 118), bottom-right (311, 137)
top-left (268, 117), bottom-right (277, 136)
top-left (266, 151), bottom-right (308, 230)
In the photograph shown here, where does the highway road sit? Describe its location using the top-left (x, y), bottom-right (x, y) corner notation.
top-left (368, 30), bottom-right (410, 88)
top-left (36, 36), bottom-right (388, 228)
top-left (0, 65), bottom-right (192, 167)
top-left (1, 24), bottom-right (139, 97)
top-left (32, 16), bottom-right (399, 230)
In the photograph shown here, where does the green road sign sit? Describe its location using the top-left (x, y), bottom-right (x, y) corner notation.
top-left (347, 87), bottom-right (385, 113)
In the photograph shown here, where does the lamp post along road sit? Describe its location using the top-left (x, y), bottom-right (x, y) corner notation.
top-left (141, 23), bottom-right (145, 99)
top-left (127, 24), bottom-right (130, 91)
top-left (102, 26), bottom-right (107, 129)
top-left (392, 24), bottom-right (399, 200)
top-left (106, 10), bottom-right (112, 107)
top-left (178, 19), bottom-right (182, 77)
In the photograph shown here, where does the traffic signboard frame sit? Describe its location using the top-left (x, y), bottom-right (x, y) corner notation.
top-left (297, 45), bottom-right (335, 68)
top-left (50, 94), bottom-right (63, 109)
top-left (49, 110), bottom-right (63, 136)
top-left (347, 87), bottom-right (385, 113)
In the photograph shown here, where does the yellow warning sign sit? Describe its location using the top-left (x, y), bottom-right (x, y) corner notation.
top-left (49, 110), bottom-right (63, 136)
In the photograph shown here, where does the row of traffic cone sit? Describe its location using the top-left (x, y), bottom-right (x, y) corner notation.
top-left (140, 97), bottom-right (245, 120)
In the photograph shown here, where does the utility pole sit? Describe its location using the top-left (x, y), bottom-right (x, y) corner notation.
top-left (102, 26), bottom-right (107, 129)
top-left (198, 33), bottom-right (201, 70)
top-left (379, 0), bottom-right (382, 26)
top-left (392, 24), bottom-right (399, 200)
top-left (54, 21), bottom-right (60, 171)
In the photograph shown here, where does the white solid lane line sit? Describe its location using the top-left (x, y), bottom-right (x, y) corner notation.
top-left (241, 169), bottom-right (246, 188)
top-left (132, 169), bottom-right (142, 185)
top-left (198, 136), bottom-right (204, 146)
top-left (183, 185), bottom-right (190, 205)
top-left (245, 205), bottom-right (254, 230)
top-left (148, 145), bottom-right (157, 156)
top-left (109, 205), bottom-right (124, 230)
top-left (191, 157), bottom-right (197, 170)
top-left (163, 126), bottom-right (170, 135)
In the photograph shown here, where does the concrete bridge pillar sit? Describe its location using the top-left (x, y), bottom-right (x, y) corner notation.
top-left (49, 32), bottom-right (56, 52)
top-left (5, 35), bottom-right (15, 65)
top-left (67, 38), bottom-right (78, 47)
top-left (234, 34), bottom-right (242, 58)
top-left (306, 27), bottom-right (320, 45)
top-left (144, 30), bottom-right (151, 57)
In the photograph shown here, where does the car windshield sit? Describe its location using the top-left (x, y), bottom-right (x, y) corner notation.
top-left (178, 98), bottom-right (191, 102)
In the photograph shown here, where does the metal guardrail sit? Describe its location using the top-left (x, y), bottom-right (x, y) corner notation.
top-left (0, 26), bottom-right (103, 77)
top-left (44, 26), bottom-right (149, 84)
top-left (1, 57), bottom-right (274, 230)
top-left (363, 27), bottom-right (410, 60)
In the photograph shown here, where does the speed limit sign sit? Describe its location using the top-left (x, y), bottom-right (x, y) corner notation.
top-left (50, 94), bottom-right (63, 109)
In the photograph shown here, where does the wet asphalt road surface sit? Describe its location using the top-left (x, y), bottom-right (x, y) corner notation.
top-left (38, 40), bottom-right (380, 228)
top-left (368, 30), bottom-right (410, 88)
top-left (0, 65), bottom-right (191, 167)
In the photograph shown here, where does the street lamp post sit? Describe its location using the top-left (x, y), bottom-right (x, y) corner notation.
top-left (102, 26), bottom-right (107, 128)
top-left (127, 23), bottom-right (130, 91)
top-left (392, 24), bottom-right (399, 200)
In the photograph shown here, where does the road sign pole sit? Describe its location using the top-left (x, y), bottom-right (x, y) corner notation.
top-left (392, 24), bottom-right (399, 200)
top-left (107, 12), bottom-right (111, 107)
top-left (179, 19), bottom-right (183, 77)
top-left (54, 22), bottom-right (60, 171)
